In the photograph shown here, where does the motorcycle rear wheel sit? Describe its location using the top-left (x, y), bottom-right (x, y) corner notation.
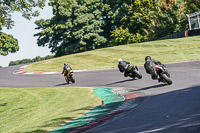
top-left (134, 70), bottom-right (142, 79)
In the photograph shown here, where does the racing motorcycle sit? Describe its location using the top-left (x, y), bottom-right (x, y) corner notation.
top-left (63, 70), bottom-right (75, 84)
top-left (155, 64), bottom-right (172, 85)
top-left (126, 64), bottom-right (142, 79)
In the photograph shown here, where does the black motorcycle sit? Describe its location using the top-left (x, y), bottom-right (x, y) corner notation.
top-left (126, 64), bottom-right (142, 79)
top-left (155, 64), bottom-right (172, 85)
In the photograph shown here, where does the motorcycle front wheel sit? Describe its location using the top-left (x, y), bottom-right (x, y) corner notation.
top-left (70, 76), bottom-right (75, 83)
top-left (160, 73), bottom-right (172, 85)
top-left (65, 78), bottom-right (69, 84)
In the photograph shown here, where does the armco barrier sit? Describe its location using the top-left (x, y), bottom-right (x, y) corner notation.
top-left (188, 29), bottom-right (200, 36)
top-left (158, 29), bottom-right (200, 40)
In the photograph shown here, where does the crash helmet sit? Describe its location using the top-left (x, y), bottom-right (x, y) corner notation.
top-left (118, 58), bottom-right (123, 63)
top-left (64, 63), bottom-right (68, 66)
top-left (145, 56), bottom-right (151, 61)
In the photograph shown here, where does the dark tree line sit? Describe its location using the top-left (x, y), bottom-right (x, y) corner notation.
top-left (9, 55), bottom-right (55, 66)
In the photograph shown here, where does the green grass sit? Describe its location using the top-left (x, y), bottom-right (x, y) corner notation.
top-left (0, 87), bottom-right (101, 133)
top-left (25, 36), bottom-right (200, 72)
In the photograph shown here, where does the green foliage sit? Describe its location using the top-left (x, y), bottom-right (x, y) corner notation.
top-left (100, 0), bottom-right (126, 43)
top-left (146, 0), bottom-right (187, 40)
top-left (110, 27), bottom-right (148, 46)
top-left (110, 27), bottom-right (133, 46)
top-left (0, 0), bottom-right (46, 29)
top-left (109, 0), bottom-right (154, 45)
top-left (120, 0), bottom-right (155, 34)
top-left (35, 0), bottom-right (106, 56)
top-left (9, 55), bottom-right (55, 66)
top-left (0, 32), bottom-right (19, 55)
top-left (134, 33), bottom-right (148, 43)
top-left (35, 0), bottom-right (200, 55)
top-left (0, 0), bottom-right (46, 55)
top-left (109, 0), bottom-right (196, 43)
top-left (184, 0), bottom-right (200, 13)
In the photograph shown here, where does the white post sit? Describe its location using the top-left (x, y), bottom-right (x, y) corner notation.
top-left (186, 14), bottom-right (191, 30)
top-left (197, 12), bottom-right (200, 29)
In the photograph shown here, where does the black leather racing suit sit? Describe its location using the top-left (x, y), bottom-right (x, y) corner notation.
top-left (118, 61), bottom-right (131, 77)
top-left (62, 65), bottom-right (72, 76)
top-left (144, 59), bottom-right (162, 79)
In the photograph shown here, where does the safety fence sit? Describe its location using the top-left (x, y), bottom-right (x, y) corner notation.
top-left (158, 11), bottom-right (200, 40)
top-left (158, 29), bottom-right (200, 40)
top-left (186, 11), bottom-right (200, 30)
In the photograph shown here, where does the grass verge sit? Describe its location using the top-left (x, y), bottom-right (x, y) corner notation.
top-left (25, 36), bottom-right (200, 72)
top-left (0, 87), bottom-right (101, 133)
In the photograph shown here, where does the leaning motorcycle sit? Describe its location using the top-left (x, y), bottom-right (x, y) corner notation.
top-left (155, 65), bottom-right (172, 85)
top-left (127, 64), bottom-right (142, 79)
top-left (63, 70), bottom-right (75, 84)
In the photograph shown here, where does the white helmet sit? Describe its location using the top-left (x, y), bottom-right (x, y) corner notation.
top-left (118, 58), bottom-right (123, 62)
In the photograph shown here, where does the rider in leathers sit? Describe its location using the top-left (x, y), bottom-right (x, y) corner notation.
top-left (144, 56), bottom-right (163, 80)
top-left (62, 63), bottom-right (72, 77)
top-left (118, 58), bottom-right (132, 77)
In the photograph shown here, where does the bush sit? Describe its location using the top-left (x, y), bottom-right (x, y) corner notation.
top-left (110, 27), bottom-right (148, 46)
top-left (110, 27), bottom-right (133, 46)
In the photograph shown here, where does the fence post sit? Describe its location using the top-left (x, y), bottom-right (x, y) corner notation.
top-left (185, 30), bottom-right (188, 37)
top-left (197, 12), bottom-right (200, 29)
top-left (186, 14), bottom-right (191, 30)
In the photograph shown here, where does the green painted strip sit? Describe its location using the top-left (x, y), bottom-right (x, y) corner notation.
top-left (50, 88), bottom-right (125, 133)
top-left (94, 88), bottom-right (125, 104)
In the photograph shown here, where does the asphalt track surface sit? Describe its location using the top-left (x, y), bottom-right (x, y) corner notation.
top-left (0, 61), bottom-right (200, 133)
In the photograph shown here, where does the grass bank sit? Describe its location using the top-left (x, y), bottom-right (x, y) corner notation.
top-left (0, 87), bottom-right (101, 133)
top-left (25, 36), bottom-right (200, 72)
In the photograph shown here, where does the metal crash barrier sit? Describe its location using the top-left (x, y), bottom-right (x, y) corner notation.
top-left (158, 11), bottom-right (200, 40)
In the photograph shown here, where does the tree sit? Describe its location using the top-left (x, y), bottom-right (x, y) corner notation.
top-left (184, 0), bottom-right (200, 14)
top-left (110, 0), bottom-right (189, 44)
top-left (99, 0), bottom-right (133, 46)
top-left (0, 32), bottom-right (19, 55)
top-left (35, 0), bottom-right (200, 51)
top-left (0, 0), bottom-right (46, 56)
top-left (120, 0), bottom-right (155, 35)
top-left (146, 0), bottom-right (187, 40)
top-left (35, 0), bottom-right (106, 56)
top-left (110, 27), bottom-right (133, 46)
top-left (109, 0), bottom-right (155, 45)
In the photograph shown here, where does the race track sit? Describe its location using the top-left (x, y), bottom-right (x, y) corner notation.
top-left (0, 61), bottom-right (200, 133)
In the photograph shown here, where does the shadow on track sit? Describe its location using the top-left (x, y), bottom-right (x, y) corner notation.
top-left (105, 78), bottom-right (137, 86)
top-left (87, 85), bottom-right (200, 133)
top-left (55, 83), bottom-right (68, 86)
top-left (138, 83), bottom-right (168, 91)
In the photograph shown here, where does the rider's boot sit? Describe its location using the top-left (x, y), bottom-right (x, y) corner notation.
top-left (158, 78), bottom-right (161, 82)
